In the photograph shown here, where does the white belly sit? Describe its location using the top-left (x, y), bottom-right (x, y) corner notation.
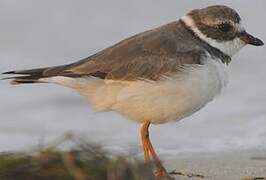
top-left (111, 59), bottom-right (228, 123)
top-left (43, 58), bottom-right (228, 124)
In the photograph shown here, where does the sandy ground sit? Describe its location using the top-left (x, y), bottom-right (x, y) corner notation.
top-left (162, 150), bottom-right (266, 180)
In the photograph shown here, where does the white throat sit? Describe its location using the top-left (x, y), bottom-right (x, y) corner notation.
top-left (181, 15), bottom-right (245, 57)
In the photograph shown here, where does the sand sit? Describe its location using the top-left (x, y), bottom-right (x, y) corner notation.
top-left (162, 150), bottom-right (266, 180)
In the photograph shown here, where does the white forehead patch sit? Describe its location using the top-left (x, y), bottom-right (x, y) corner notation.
top-left (181, 15), bottom-right (245, 57)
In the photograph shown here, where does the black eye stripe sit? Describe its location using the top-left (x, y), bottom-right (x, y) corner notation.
top-left (217, 23), bottom-right (232, 32)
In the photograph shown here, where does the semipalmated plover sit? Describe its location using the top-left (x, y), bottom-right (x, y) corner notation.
top-left (3, 5), bottom-right (264, 178)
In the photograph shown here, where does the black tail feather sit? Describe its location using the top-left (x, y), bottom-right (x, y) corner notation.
top-left (2, 68), bottom-right (47, 75)
top-left (2, 68), bottom-right (49, 85)
top-left (2, 71), bottom-right (16, 75)
top-left (2, 64), bottom-right (72, 85)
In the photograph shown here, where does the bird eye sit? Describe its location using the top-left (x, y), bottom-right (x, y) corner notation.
top-left (217, 23), bottom-right (232, 32)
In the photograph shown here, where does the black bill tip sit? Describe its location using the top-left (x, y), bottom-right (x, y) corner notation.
top-left (240, 32), bottom-right (264, 46)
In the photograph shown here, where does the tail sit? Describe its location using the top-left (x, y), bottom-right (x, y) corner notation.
top-left (2, 65), bottom-right (68, 85)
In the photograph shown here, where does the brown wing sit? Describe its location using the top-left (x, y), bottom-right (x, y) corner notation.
top-left (57, 21), bottom-right (204, 81)
top-left (104, 52), bottom-right (202, 81)
top-left (4, 20), bottom-right (204, 83)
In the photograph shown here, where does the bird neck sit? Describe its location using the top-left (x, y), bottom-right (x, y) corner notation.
top-left (179, 18), bottom-right (232, 65)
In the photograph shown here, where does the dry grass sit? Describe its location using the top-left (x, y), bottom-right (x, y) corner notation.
top-left (0, 134), bottom-right (155, 180)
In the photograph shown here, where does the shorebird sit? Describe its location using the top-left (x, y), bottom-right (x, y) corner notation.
top-left (3, 5), bottom-right (264, 178)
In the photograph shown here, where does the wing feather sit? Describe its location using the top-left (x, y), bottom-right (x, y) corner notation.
top-left (58, 21), bottom-right (204, 81)
top-left (3, 20), bottom-right (205, 83)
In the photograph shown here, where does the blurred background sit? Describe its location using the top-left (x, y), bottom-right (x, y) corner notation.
top-left (0, 0), bottom-right (265, 155)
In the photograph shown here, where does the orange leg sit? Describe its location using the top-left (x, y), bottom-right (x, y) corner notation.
top-left (140, 122), bottom-right (168, 178)
top-left (141, 122), bottom-right (150, 162)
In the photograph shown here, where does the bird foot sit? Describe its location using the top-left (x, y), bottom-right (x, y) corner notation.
top-left (155, 169), bottom-right (167, 176)
top-left (154, 168), bottom-right (175, 180)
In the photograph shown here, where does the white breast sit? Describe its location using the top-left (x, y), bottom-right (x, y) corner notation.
top-left (111, 57), bottom-right (228, 123)
top-left (42, 57), bottom-right (228, 124)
